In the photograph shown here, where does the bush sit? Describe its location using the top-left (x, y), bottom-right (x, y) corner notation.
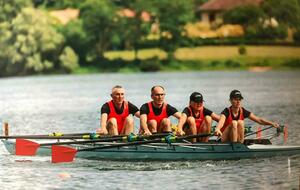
top-left (293, 28), bottom-right (300, 42)
top-left (284, 59), bottom-right (300, 67)
top-left (139, 57), bottom-right (162, 72)
top-left (246, 25), bottom-right (288, 40)
top-left (238, 45), bottom-right (247, 55)
top-left (59, 46), bottom-right (79, 73)
top-left (210, 60), bottom-right (222, 67)
top-left (225, 60), bottom-right (241, 67)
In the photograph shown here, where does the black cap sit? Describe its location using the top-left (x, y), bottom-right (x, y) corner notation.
top-left (190, 92), bottom-right (204, 103)
top-left (230, 90), bottom-right (243, 100)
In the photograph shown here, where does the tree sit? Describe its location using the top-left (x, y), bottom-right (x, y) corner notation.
top-left (57, 19), bottom-right (90, 65)
top-left (0, 8), bottom-right (78, 76)
top-left (223, 5), bottom-right (264, 27)
top-left (0, 0), bottom-right (32, 22)
top-left (261, 0), bottom-right (300, 27)
top-left (151, 0), bottom-right (195, 60)
top-left (80, 0), bottom-right (119, 61)
top-left (33, 0), bottom-right (82, 9)
top-left (116, 0), bottom-right (153, 59)
top-left (59, 46), bottom-right (79, 73)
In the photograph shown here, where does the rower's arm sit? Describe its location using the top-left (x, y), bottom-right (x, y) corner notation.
top-left (211, 112), bottom-right (220, 122)
top-left (134, 111), bottom-right (140, 118)
top-left (140, 114), bottom-right (151, 134)
top-left (215, 114), bottom-right (226, 135)
top-left (173, 111), bottom-right (181, 119)
top-left (249, 113), bottom-right (279, 128)
top-left (98, 113), bottom-right (108, 134)
top-left (176, 113), bottom-right (187, 135)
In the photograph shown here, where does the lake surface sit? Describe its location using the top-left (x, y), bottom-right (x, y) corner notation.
top-left (0, 71), bottom-right (300, 190)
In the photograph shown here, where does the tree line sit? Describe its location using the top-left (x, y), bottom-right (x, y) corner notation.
top-left (0, 0), bottom-right (300, 77)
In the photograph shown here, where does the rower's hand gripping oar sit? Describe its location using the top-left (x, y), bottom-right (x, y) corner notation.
top-left (15, 133), bottom-right (172, 156)
top-left (51, 133), bottom-right (212, 163)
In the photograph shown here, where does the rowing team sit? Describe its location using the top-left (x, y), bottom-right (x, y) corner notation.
top-left (97, 85), bottom-right (279, 143)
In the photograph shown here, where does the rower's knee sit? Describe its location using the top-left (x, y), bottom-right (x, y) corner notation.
top-left (125, 116), bottom-right (134, 126)
top-left (161, 118), bottom-right (171, 126)
top-left (204, 116), bottom-right (212, 131)
top-left (187, 117), bottom-right (196, 125)
top-left (107, 118), bottom-right (117, 128)
top-left (231, 121), bottom-right (238, 130)
top-left (237, 120), bottom-right (244, 127)
top-left (148, 120), bottom-right (157, 132)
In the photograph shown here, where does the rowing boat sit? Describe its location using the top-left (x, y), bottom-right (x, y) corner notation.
top-left (2, 139), bottom-right (300, 161)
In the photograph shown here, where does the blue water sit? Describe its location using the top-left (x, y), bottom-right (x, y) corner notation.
top-left (1, 71), bottom-right (300, 190)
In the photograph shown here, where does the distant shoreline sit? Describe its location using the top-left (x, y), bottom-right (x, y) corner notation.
top-left (73, 45), bottom-right (300, 74)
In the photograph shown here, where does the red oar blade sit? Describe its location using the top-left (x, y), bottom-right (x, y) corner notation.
top-left (16, 139), bottom-right (40, 156)
top-left (52, 145), bottom-right (77, 163)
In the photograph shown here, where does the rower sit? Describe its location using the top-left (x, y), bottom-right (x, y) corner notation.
top-left (139, 85), bottom-right (181, 135)
top-left (97, 85), bottom-right (140, 136)
top-left (214, 90), bottom-right (279, 143)
top-left (176, 92), bottom-right (220, 142)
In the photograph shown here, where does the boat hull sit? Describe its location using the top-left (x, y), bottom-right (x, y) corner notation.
top-left (2, 140), bottom-right (300, 161)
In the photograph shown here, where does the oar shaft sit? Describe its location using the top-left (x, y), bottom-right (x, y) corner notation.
top-left (176, 133), bottom-right (212, 140)
top-left (0, 134), bottom-right (127, 140)
top-left (79, 138), bottom-right (162, 152)
top-left (25, 133), bottom-right (172, 146)
top-left (0, 135), bottom-right (88, 139)
top-left (244, 126), bottom-right (274, 137)
top-left (40, 136), bottom-right (127, 146)
top-left (78, 133), bottom-right (212, 152)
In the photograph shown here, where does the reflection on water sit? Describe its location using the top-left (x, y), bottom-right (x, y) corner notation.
top-left (1, 71), bottom-right (300, 189)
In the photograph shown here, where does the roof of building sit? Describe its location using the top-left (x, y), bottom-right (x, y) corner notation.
top-left (50, 8), bottom-right (79, 25)
top-left (199, 0), bottom-right (263, 11)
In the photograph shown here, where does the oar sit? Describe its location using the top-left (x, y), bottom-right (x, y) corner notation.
top-left (0, 133), bottom-right (126, 140)
top-left (15, 133), bottom-right (172, 156)
top-left (244, 125), bottom-right (284, 138)
top-left (51, 133), bottom-right (212, 163)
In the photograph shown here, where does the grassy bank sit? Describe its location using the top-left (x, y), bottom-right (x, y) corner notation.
top-left (75, 46), bottom-right (300, 73)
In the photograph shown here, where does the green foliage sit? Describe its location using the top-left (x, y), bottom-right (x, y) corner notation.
top-left (116, 0), bottom-right (153, 57)
top-left (0, 8), bottom-right (77, 76)
top-left (238, 45), bottom-right (247, 55)
top-left (283, 59), bottom-right (300, 67)
top-left (246, 25), bottom-right (288, 40)
top-left (151, 0), bottom-right (195, 54)
top-left (250, 59), bottom-right (270, 67)
top-left (57, 19), bottom-right (89, 65)
top-left (59, 46), bottom-right (79, 72)
top-left (139, 57), bottom-right (161, 72)
top-left (262, 0), bottom-right (300, 27)
top-left (36, 0), bottom-right (82, 9)
top-left (294, 27), bottom-right (300, 42)
top-left (80, 0), bottom-right (119, 60)
top-left (225, 60), bottom-right (241, 67)
top-left (0, 0), bottom-right (32, 22)
top-left (223, 5), bottom-right (263, 26)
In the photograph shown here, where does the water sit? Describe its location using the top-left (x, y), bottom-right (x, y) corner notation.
top-left (0, 71), bottom-right (300, 190)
